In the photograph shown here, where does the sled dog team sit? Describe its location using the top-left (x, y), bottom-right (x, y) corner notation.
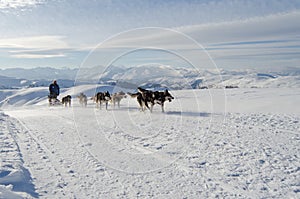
top-left (51, 87), bottom-right (174, 112)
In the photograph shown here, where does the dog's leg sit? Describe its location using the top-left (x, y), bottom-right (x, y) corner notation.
top-left (137, 96), bottom-right (143, 111)
top-left (150, 103), bottom-right (154, 113)
top-left (161, 103), bottom-right (165, 113)
top-left (142, 101), bottom-right (146, 112)
top-left (105, 101), bottom-right (108, 110)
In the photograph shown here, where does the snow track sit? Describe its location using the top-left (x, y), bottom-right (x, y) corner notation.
top-left (0, 113), bottom-right (37, 198)
top-left (6, 116), bottom-right (68, 198)
top-left (5, 109), bottom-right (127, 198)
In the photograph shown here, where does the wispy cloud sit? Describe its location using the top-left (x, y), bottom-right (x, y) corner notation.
top-left (178, 11), bottom-right (300, 44)
top-left (82, 11), bottom-right (300, 70)
top-left (177, 11), bottom-right (300, 69)
top-left (0, 35), bottom-right (71, 59)
top-left (11, 53), bottom-right (65, 59)
top-left (0, 35), bottom-right (69, 49)
top-left (0, 0), bottom-right (45, 9)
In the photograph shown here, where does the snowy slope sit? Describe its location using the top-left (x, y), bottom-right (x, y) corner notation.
top-left (0, 87), bottom-right (299, 198)
top-left (0, 84), bottom-right (133, 107)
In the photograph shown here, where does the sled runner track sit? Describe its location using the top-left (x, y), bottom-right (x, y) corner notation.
top-left (6, 116), bottom-right (69, 197)
top-left (9, 111), bottom-right (127, 197)
top-left (47, 111), bottom-right (129, 193)
top-left (4, 118), bottom-right (22, 163)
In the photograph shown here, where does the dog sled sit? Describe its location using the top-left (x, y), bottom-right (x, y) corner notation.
top-left (48, 94), bottom-right (61, 106)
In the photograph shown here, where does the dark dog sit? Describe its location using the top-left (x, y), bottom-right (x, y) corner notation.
top-left (129, 87), bottom-right (174, 112)
top-left (61, 95), bottom-right (72, 107)
top-left (95, 91), bottom-right (111, 110)
top-left (128, 92), bottom-right (148, 111)
top-left (77, 93), bottom-right (87, 107)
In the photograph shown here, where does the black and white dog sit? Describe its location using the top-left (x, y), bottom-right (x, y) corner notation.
top-left (95, 91), bottom-right (111, 110)
top-left (61, 95), bottom-right (72, 107)
top-left (129, 87), bottom-right (174, 112)
top-left (128, 92), bottom-right (146, 111)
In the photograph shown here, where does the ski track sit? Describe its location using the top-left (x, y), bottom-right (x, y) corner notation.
top-left (1, 104), bottom-right (298, 198)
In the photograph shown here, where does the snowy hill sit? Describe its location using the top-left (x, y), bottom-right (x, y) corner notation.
top-left (0, 84), bottom-right (131, 107)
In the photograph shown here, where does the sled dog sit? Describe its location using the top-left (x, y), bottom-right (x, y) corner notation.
top-left (61, 95), bottom-right (72, 107)
top-left (77, 93), bottom-right (87, 107)
top-left (129, 87), bottom-right (174, 112)
top-left (111, 91), bottom-right (127, 108)
top-left (128, 92), bottom-right (147, 111)
top-left (95, 91), bottom-right (111, 110)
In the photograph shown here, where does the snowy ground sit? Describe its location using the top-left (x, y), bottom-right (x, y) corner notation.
top-left (0, 88), bottom-right (299, 198)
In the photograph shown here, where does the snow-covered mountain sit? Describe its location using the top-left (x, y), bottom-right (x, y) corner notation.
top-left (102, 66), bottom-right (289, 89)
top-left (0, 67), bottom-right (77, 80)
top-left (1, 65), bottom-right (300, 90)
top-left (0, 75), bottom-right (75, 89)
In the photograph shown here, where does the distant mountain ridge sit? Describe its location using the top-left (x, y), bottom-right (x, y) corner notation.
top-left (0, 67), bottom-right (78, 80)
top-left (1, 66), bottom-right (300, 89)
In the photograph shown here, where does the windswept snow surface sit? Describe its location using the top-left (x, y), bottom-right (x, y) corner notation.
top-left (0, 88), bottom-right (299, 198)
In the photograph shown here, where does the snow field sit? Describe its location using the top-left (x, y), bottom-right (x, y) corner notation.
top-left (0, 88), bottom-right (299, 198)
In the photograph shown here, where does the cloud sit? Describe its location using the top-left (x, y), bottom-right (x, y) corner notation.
top-left (174, 11), bottom-right (300, 69)
top-left (11, 53), bottom-right (65, 58)
top-left (85, 11), bottom-right (299, 49)
top-left (0, 0), bottom-right (45, 9)
top-left (0, 35), bottom-right (69, 49)
top-left (82, 11), bottom-right (300, 70)
top-left (178, 11), bottom-right (300, 44)
top-left (0, 35), bottom-right (71, 59)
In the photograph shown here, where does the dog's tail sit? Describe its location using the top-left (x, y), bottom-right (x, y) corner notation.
top-left (127, 92), bottom-right (140, 98)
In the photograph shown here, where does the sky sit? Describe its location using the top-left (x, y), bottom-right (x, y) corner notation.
top-left (0, 0), bottom-right (300, 71)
